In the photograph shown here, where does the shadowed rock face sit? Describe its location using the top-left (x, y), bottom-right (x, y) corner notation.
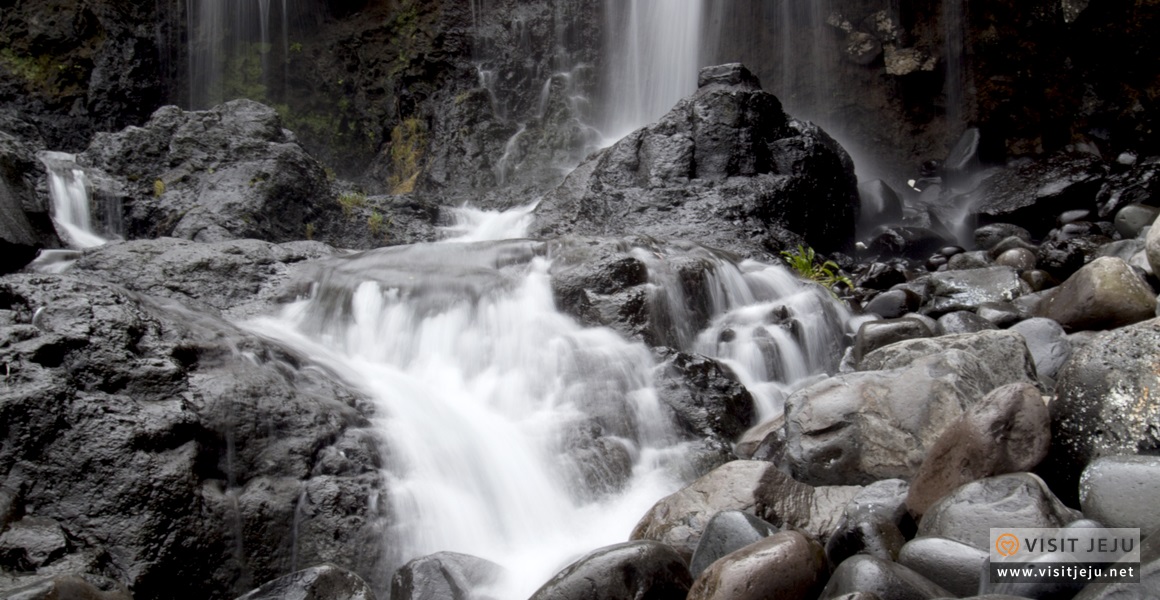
top-left (0, 274), bottom-right (386, 599)
top-left (532, 64), bottom-right (859, 260)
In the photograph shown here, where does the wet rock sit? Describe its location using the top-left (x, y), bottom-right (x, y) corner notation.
top-left (687, 530), bottom-right (828, 600)
top-left (988, 236), bottom-right (1040, 259)
top-left (868, 227), bottom-right (948, 262)
top-left (631, 461), bottom-right (860, 561)
top-left (1147, 214), bottom-right (1160, 276)
top-left (0, 128), bottom-right (58, 273)
top-left (533, 64), bottom-right (858, 258)
top-left (968, 153), bottom-right (1106, 237)
top-left (72, 238), bottom-right (340, 318)
top-left (936, 311), bottom-right (999, 335)
top-left (1079, 456), bottom-right (1160, 531)
top-left (858, 180), bottom-right (904, 233)
top-left (0, 274), bottom-right (383, 598)
top-left (0, 517), bottom-right (71, 571)
top-left (734, 416), bottom-right (784, 460)
top-left (923, 267), bottom-right (1028, 317)
top-left (1009, 318), bottom-right (1072, 385)
top-left (863, 289), bottom-right (921, 319)
top-left (824, 479), bottom-right (915, 566)
top-left (787, 348), bottom-right (1021, 486)
top-left (1071, 524), bottom-right (1160, 600)
top-left (906, 383), bottom-right (1051, 517)
top-left (236, 564), bottom-right (376, 600)
top-left (0, 574), bottom-right (130, 600)
top-left (1036, 257), bottom-right (1156, 331)
top-left (856, 262), bottom-right (909, 290)
top-left (1114, 203), bottom-right (1160, 238)
top-left (389, 552), bottom-right (502, 600)
top-left (917, 473), bottom-right (1082, 550)
top-left (528, 541), bottom-right (691, 600)
top-left (976, 302), bottom-right (1023, 327)
top-left (857, 329), bottom-right (1039, 391)
top-left (897, 537), bottom-right (987, 598)
top-left (819, 555), bottom-right (952, 600)
top-left (947, 251), bottom-right (993, 270)
top-left (1020, 269), bottom-right (1058, 292)
top-left (994, 248), bottom-right (1038, 271)
top-left (655, 351), bottom-right (756, 446)
top-left (975, 224), bottom-right (1032, 251)
top-left (688, 511), bottom-right (778, 578)
top-left (1037, 235), bottom-right (1113, 280)
top-left (77, 100), bottom-right (345, 246)
top-left (852, 318), bottom-right (933, 362)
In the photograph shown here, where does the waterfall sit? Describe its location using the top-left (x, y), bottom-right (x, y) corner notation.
top-left (601, 0), bottom-right (707, 142)
top-left (943, 0), bottom-right (967, 138)
top-left (245, 202), bottom-right (850, 598)
top-left (38, 151), bottom-right (107, 250)
top-left (185, 0), bottom-right (308, 109)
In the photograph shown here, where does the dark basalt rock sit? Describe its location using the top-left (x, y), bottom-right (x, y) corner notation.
top-left (390, 552), bottom-right (501, 600)
top-left (655, 351), bottom-right (756, 447)
top-left (687, 530), bottom-right (828, 600)
top-left (528, 541), bottom-right (691, 600)
top-left (922, 267), bottom-right (1029, 317)
top-left (1079, 456), bottom-right (1160, 532)
top-left (936, 311), bottom-right (998, 335)
top-left (898, 537), bottom-right (987, 598)
top-left (851, 317), bottom-right (933, 362)
top-left (688, 511), bottom-right (779, 578)
top-left (235, 564), bottom-right (377, 600)
top-left (819, 555), bottom-right (952, 600)
top-left (1035, 257), bottom-right (1156, 332)
top-left (533, 63), bottom-right (858, 259)
top-left (862, 290), bottom-right (922, 319)
top-left (1041, 318), bottom-right (1160, 506)
top-left (76, 100), bottom-right (345, 246)
top-left (0, 124), bottom-right (59, 273)
top-left (0, 274), bottom-right (384, 599)
top-left (975, 224), bottom-right (1032, 252)
top-left (965, 153), bottom-right (1107, 237)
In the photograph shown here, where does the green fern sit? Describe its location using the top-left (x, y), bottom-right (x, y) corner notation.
top-left (780, 245), bottom-right (853, 294)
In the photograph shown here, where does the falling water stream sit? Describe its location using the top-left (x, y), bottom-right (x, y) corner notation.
top-left (245, 204), bottom-right (849, 598)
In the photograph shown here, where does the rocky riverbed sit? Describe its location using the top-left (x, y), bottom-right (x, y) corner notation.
top-left (2, 2), bottom-right (1160, 597)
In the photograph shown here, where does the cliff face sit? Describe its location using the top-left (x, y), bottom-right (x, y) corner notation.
top-left (0, 0), bottom-right (1157, 193)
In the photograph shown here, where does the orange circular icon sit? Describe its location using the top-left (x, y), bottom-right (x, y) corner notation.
top-left (996, 533), bottom-right (1020, 557)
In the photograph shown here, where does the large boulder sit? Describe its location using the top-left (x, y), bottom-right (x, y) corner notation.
top-left (1041, 318), bottom-right (1160, 505)
top-left (528, 541), bottom-right (691, 600)
top-left (787, 337), bottom-right (1036, 486)
top-left (533, 63), bottom-right (858, 259)
top-left (963, 153), bottom-right (1107, 237)
top-left (686, 530), bottom-right (828, 600)
top-left (1036, 256), bottom-right (1156, 331)
top-left (654, 351), bottom-right (755, 446)
top-left (906, 383), bottom-right (1051, 517)
top-left (0, 124), bottom-right (58, 272)
top-left (0, 274), bottom-right (384, 599)
top-left (630, 461), bottom-right (860, 562)
top-left (75, 100), bottom-right (345, 246)
top-left (389, 552), bottom-right (501, 600)
top-left (921, 267), bottom-right (1029, 317)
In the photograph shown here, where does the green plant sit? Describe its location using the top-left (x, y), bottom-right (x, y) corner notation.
top-left (368, 211), bottom-right (385, 236)
top-left (337, 191), bottom-right (367, 217)
top-left (780, 245), bottom-right (853, 294)
top-left (289, 42), bottom-right (303, 54)
top-left (305, 222), bottom-right (314, 240)
top-left (153, 179), bottom-right (165, 197)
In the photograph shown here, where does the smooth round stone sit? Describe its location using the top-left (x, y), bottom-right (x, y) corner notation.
top-left (858, 262), bottom-right (909, 290)
top-left (975, 224), bottom-right (1032, 251)
top-left (687, 530), bottom-right (827, 600)
top-left (529, 541), bottom-right (691, 600)
top-left (1036, 257), bottom-right (1157, 331)
top-left (688, 511), bottom-right (779, 577)
top-left (898, 537), bottom-right (987, 597)
top-left (976, 302), bottom-right (1022, 327)
top-left (937, 311), bottom-right (998, 335)
top-left (1080, 455), bottom-right (1160, 531)
top-left (947, 251), bottom-right (993, 270)
top-left (1019, 269), bottom-right (1057, 292)
top-left (863, 289), bottom-right (922, 319)
top-left (853, 318), bottom-right (934, 362)
top-left (819, 555), bottom-right (952, 600)
top-left (994, 248), bottom-right (1037, 270)
top-left (825, 518), bottom-right (906, 566)
top-left (988, 235), bottom-right (1039, 258)
top-left (1009, 317), bottom-right (1072, 382)
top-left (917, 473), bottom-right (1081, 550)
top-left (926, 254), bottom-right (948, 271)
top-left (391, 552), bottom-right (502, 600)
top-left (938, 246), bottom-right (965, 257)
top-left (1114, 203), bottom-right (1160, 238)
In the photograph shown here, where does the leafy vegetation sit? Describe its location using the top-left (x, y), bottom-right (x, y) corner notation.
top-left (780, 245), bottom-right (853, 294)
top-left (305, 222), bottom-right (314, 240)
top-left (368, 211), bottom-right (389, 239)
top-left (153, 179), bottom-right (165, 197)
top-left (388, 117), bottom-right (426, 194)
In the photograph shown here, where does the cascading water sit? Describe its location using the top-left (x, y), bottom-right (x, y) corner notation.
top-left (600, 0), bottom-right (706, 142)
top-left (185, 0), bottom-right (309, 109)
top-left (246, 203), bottom-right (850, 598)
top-left (30, 152), bottom-right (112, 272)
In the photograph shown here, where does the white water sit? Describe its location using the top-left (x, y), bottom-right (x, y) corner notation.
top-left (245, 202), bottom-right (849, 597)
top-left (601, 0), bottom-right (706, 142)
top-left (38, 151), bottom-right (107, 250)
